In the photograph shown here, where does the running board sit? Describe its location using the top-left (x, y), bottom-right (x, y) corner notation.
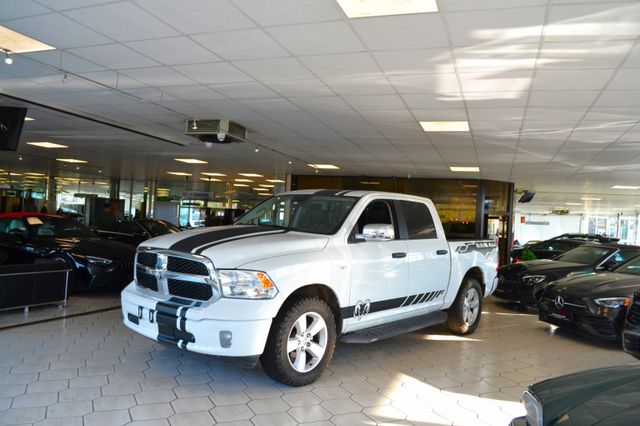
top-left (340, 311), bottom-right (448, 344)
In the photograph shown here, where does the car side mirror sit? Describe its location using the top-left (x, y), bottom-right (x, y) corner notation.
top-left (356, 224), bottom-right (394, 242)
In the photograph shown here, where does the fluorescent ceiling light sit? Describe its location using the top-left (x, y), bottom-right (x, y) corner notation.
top-left (581, 197), bottom-right (602, 201)
top-left (27, 141), bottom-right (68, 149)
top-left (359, 181), bottom-right (380, 185)
top-left (239, 173), bottom-right (263, 178)
top-left (612, 185), bottom-right (640, 190)
top-left (564, 202), bottom-right (583, 206)
top-left (266, 179), bottom-right (285, 183)
top-left (7, 173), bottom-right (21, 176)
top-left (175, 158), bottom-right (208, 164)
top-left (56, 158), bottom-right (87, 164)
top-left (233, 183), bottom-right (249, 187)
top-left (200, 177), bottom-right (221, 182)
top-left (157, 188), bottom-right (171, 191)
top-left (0, 25), bottom-right (56, 53)
top-left (234, 178), bottom-right (253, 182)
top-left (201, 172), bottom-right (226, 177)
top-left (257, 192), bottom-right (271, 196)
top-left (450, 166), bottom-right (480, 172)
top-left (308, 164), bottom-right (340, 170)
top-left (24, 173), bottom-right (45, 177)
top-left (167, 172), bottom-right (192, 176)
top-left (252, 187), bottom-right (269, 191)
top-left (421, 121), bottom-right (470, 132)
top-left (259, 184), bottom-right (275, 188)
top-left (336, 0), bottom-right (438, 18)
top-left (24, 117), bottom-right (34, 121)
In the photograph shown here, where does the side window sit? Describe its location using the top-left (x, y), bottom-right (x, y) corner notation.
top-left (619, 250), bottom-right (640, 263)
top-left (400, 201), bottom-right (437, 240)
top-left (6, 219), bottom-right (27, 235)
top-left (0, 218), bottom-right (11, 234)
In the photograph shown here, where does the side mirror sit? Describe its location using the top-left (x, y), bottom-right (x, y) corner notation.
top-left (356, 224), bottom-right (394, 242)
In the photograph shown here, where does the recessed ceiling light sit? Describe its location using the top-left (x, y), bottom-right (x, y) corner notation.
top-left (233, 183), bottom-right (249, 187)
top-left (167, 172), bottom-right (192, 176)
top-left (157, 188), bottom-right (172, 191)
top-left (266, 179), bottom-right (285, 183)
top-left (175, 158), bottom-right (208, 164)
top-left (611, 185), bottom-right (640, 190)
top-left (308, 164), bottom-right (340, 170)
top-left (0, 25), bottom-right (56, 53)
top-left (564, 202), bottom-right (583, 206)
top-left (239, 173), bottom-right (263, 178)
top-left (201, 172), bottom-right (226, 177)
top-left (421, 121), bottom-right (470, 132)
top-left (8, 172), bottom-right (22, 176)
top-left (200, 177), bottom-right (221, 182)
top-left (257, 192), bottom-right (271, 196)
top-left (56, 158), bottom-right (87, 164)
top-left (234, 178), bottom-right (253, 182)
top-left (24, 172), bottom-right (45, 176)
top-left (24, 117), bottom-right (34, 121)
top-left (27, 141), bottom-right (68, 149)
top-left (359, 181), bottom-right (380, 185)
top-left (581, 197), bottom-right (602, 201)
top-left (259, 184), bottom-right (275, 188)
top-left (336, 0), bottom-right (438, 18)
top-left (450, 166), bottom-right (480, 172)
top-left (252, 187), bottom-right (269, 191)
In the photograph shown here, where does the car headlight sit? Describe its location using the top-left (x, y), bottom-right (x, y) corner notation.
top-left (522, 390), bottom-right (543, 426)
top-left (218, 269), bottom-right (278, 299)
top-left (522, 275), bottom-right (546, 286)
top-left (86, 256), bottom-right (113, 266)
top-left (593, 297), bottom-right (630, 309)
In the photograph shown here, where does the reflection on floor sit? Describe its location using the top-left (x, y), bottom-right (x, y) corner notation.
top-left (0, 297), bottom-right (636, 425)
top-left (0, 293), bottom-right (121, 330)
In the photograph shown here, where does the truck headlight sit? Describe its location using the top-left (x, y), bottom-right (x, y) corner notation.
top-left (218, 270), bottom-right (278, 299)
top-left (86, 256), bottom-right (113, 266)
top-left (522, 275), bottom-right (546, 286)
top-left (593, 297), bottom-right (630, 309)
top-left (522, 390), bottom-right (543, 426)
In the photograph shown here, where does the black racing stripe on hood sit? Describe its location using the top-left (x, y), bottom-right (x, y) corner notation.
top-left (169, 225), bottom-right (271, 252)
top-left (194, 229), bottom-right (288, 255)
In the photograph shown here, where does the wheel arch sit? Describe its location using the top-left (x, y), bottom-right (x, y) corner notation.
top-left (276, 284), bottom-right (343, 335)
top-left (463, 267), bottom-right (485, 296)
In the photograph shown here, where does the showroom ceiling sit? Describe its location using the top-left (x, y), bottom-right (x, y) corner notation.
top-left (1, 0), bottom-right (640, 213)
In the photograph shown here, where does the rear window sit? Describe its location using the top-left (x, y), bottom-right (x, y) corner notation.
top-left (554, 246), bottom-right (614, 265)
top-left (400, 201), bottom-right (436, 240)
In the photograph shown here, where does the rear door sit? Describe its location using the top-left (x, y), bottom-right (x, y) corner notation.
top-left (398, 200), bottom-right (450, 311)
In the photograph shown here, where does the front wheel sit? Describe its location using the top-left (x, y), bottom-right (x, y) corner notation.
top-left (447, 278), bottom-right (483, 335)
top-left (261, 297), bottom-right (336, 386)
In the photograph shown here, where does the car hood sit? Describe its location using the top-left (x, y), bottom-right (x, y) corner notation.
top-left (548, 272), bottom-right (640, 298)
top-left (529, 364), bottom-right (640, 425)
top-left (43, 236), bottom-right (135, 261)
top-left (142, 225), bottom-right (330, 268)
top-left (501, 260), bottom-right (588, 277)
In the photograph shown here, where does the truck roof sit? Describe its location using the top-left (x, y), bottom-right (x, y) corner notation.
top-left (278, 188), bottom-right (431, 201)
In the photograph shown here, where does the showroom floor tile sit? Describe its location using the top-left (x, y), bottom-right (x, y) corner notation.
top-left (0, 298), bottom-right (636, 425)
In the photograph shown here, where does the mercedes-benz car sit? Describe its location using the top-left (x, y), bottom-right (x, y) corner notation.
top-left (95, 218), bottom-right (180, 246)
top-left (511, 365), bottom-right (640, 426)
top-left (495, 244), bottom-right (640, 306)
top-left (0, 213), bottom-right (135, 291)
top-left (623, 290), bottom-right (640, 360)
top-left (538, 255), bottom-right (640, 340)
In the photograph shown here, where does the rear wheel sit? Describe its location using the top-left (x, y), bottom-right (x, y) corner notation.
top-left (447, 278), bottom-right (483, 335)
top-left (261, 297), bottom-right (336, 386)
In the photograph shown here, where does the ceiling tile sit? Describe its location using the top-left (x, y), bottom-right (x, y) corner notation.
top-left (323, 76), bottom-right (396, 96)
top-left (352, 14), bottom-right (448, 50)
top-left (68, 43), bottom-right (160, 70)
top-left (539, 40), bottom-right (633, 69)
top-left (126, 37), bottom-right (221, 66)
top-left (529, 90), bottom-right (600, 107)
top-left (583, 107), bottom-right (640, 122)
top-left (359, 109), bottom-right (416, 123)
top-left (595, 90), bottom-right (640, 107)
top-left (30, 0), bottom-right (119, 10)
top-left (191, 29), bottom-right (289, 61)
top-left (267, 79), bottom-right (334, 97)
top-left (3, 13), bottom-right (111, 49)
top-left (623, 42), bottom-right (640, 68)
top-left (136, 0), bottom-right (255, 34)
top-left (231, 0), bottom-right (343, 26)
top-left (608, 69), bottom-right (640, 90)
top-left (441, 0), bottom-right (547, 11)
top-left (460, 71), bottom-right (533, 92)
top-left (23, 50), bottom-right (105, 73)
top-left (525, 107), bottom-right (588, 121)
top-left (388, 74), bottom-right (460, 94)
top-left (233, 58), bottom-right (314, 81)
top-left (454, 44), bottom-right (539, 73)
top-left (267, 21), bottom-right (364, 55)
top-left (547, 3), bottom-right (640, 42)
top-left (373, 48), bottom-right (454, 75)
top-left (468, 108), bottom-right (525, 121)
top-left (465, 92), bottom-right (529, 108)
top-left (411, 109), bottom-right (468, 121)
top-left (445, 6), bottom-right (546, 46)
top-left (64, 2), bottom-right (179, 42)
top-left (300, 53), bottom-right (381, 79)
top-left (173, 62), bottom-right (253, 85)
top-left (289, 96), bottom-right (352, 112)
top-left (210, 82), bottom-right (278, 99)
top-left (0, 0), bottom-right (50, 20)
top-left (402, 93), bottom-right (464, 109)
top-left (343, 95), bottom-right (406, 111)
top-left (121, 66), bottom-right (196, 87)
top-left (532, 69), bottom-right (616, 90)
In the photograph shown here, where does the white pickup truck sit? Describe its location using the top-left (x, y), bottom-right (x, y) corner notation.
top-left (122, 190), bottom-right (498, 385)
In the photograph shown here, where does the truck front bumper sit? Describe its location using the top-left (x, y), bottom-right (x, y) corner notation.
top-left (121, 282), bottom-right (273, 358)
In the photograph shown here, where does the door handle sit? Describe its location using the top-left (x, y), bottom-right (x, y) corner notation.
top-left (392, 252), bottom-right (407, 259)
top-left (436, 250), bottom-right (448, 255)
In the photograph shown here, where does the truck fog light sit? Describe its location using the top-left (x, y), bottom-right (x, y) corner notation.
top-left (219, 331), bottom-right (232, 348)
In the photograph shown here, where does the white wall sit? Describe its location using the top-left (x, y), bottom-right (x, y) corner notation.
top-left (514, 213), bottom-right (583, 244)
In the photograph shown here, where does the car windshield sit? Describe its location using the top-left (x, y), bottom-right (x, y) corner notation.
top-left (28, 216), bottom-right (95, 238)
top-left (554, 246), bottom-right (615, 265)
top-left (613, 256), bottom-right (640, 276)
top-left (235, 193), bottom-right (359, 235)
top-left (138, 219), bottom-right (180, 237)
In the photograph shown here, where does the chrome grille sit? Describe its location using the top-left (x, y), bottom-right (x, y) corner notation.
top-left (134, 249), bottom-right (219, 302)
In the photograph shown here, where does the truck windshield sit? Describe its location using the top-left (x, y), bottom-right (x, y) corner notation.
top-left (235, 193), bottom-right (359, 235)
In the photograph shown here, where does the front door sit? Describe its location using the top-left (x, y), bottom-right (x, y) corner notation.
top-left (345, 199), bottom-right (409, 331)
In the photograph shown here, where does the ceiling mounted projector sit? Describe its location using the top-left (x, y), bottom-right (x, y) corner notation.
top-left (185, 119), bottom-right (248, 144)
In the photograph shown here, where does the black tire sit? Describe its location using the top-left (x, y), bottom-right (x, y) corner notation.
top-left (261, 297), bottom-right (337, 386)
top-left (447, 277), bottom-right (483, 335)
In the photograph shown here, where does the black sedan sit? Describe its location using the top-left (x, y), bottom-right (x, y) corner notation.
top-left (511, 364), bottom-right (640, 426)
top-left (95, 218), bottom-right (180, 246)
top-left (623, 290), bottom-right (640, 360)
top-left (0, 213), bottom-right (135, 291)
top-left (495, 244), bottom-right (640, 306)
top-left (538, 255), bottom-right (640, 340)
